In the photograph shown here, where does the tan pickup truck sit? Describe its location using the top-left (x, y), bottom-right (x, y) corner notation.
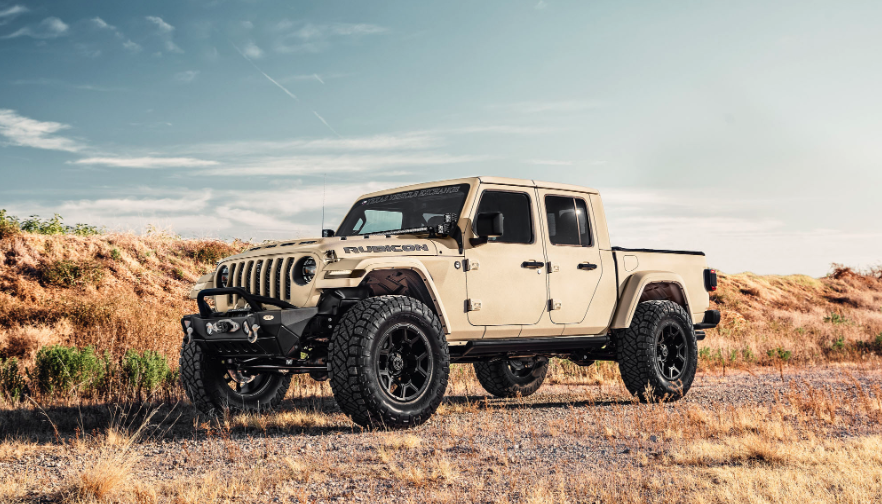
top-left (181, 177), bottom-right (720, 428)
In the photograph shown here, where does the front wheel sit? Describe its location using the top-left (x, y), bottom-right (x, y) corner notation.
top-left (179, 342), bottom-right (291, 416)
top-left (328, 296), bottom-right (449, 429)
top-left (616, 300), bottom-right (698, 402)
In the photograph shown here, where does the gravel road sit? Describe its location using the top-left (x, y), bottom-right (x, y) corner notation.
top-left (4, 364), bottom-right (880, 503)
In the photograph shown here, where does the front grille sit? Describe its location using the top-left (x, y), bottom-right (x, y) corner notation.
top-left (223, 255), bottom-right (301, 306)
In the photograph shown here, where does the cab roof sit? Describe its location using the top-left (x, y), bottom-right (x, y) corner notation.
top-left (357, 176), bottom-right (599, 200)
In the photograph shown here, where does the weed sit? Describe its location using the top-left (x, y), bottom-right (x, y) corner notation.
top-left (187, 240), bottom-right (236, 265)
top-left (173, 267), bottom-right (185, 280)
top-left (33, 345), bottom-right (105, 397)
top-left (0, 358), bottom-right (27, 403)
top-left (823, 312), bottom-right (849, 325)
top-left (830, 336), bottom-right (845, 351)
top-left (122, 350), bottom-right (174, 396)
top-left (110, 247), bottom-right (122, 261)
top-left (766, 347), bottom-right (792, 361)
top-left (42, 259), bottom-right (104, 287)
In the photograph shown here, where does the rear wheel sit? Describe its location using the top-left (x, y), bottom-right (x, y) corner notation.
top-left (179, 342), bottom-right (291, 415)
top-left (328, 296), bottom-right (449, 429)
top-left (616, 300), bottom-right (697, 401)
top-left (474, 357), bottom-right (548, 398)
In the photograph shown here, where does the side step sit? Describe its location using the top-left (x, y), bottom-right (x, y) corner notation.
top-left (450, 336), bottom-right (611, 362)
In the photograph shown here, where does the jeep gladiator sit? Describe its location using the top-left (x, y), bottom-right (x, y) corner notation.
top-left (181, 177), bottom-right (720, 428)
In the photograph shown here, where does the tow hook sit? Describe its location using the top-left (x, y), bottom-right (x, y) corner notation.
top-left (184, 326), bottom-right (194, 345)
top-left (243, 322), bottom-right (261, 344)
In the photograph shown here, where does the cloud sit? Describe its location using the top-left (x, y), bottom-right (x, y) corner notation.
top-left (71, 157), bottom-right (218, 168)
top-left (91, 16), bottom-right (140, 52)
top-left (524, 159), bottom-right (572, 166)
top-left (2, 17), bottom-right (68, 39)
top-left (490, 100), bottom-right (603, 114)
top-left (242, 40), bottom-right (263, 59)
top-left (183, 133), bottom-right (442, 156)
top-left (535, 0), bottom-right (548, 10)
top-left (197, 153), bottom-right (489, 176)
top-left (274, 22), bottom-right (387, 53)
top-left (0, 109), bottom-right (83, 152)
top-left (10, 78), bottom-right (122, 92)
top-left (123, 40), bottom-right (141, 52)
top-left (62, 194), bottom-right (211, 214)
top-left (174, 70), bottom-right (199, 83)
top-left (146, 15), bottom-right (182, 53)
top-left (0, 5), bottom-right (27, 25)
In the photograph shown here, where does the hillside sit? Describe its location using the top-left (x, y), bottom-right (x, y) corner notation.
top-left (1, 231), bottom-right (880, 373)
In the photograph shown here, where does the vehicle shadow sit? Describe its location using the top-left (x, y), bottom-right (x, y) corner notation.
top-left (0, 391), bottom-right (636, 442)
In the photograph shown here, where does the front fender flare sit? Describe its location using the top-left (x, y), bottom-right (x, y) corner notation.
top-left (317, 257), bottom-right (452, 335)
top-left (610, 271), bottom-right (693, 329)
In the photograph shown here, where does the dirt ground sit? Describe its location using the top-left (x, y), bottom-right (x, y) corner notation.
top-left (2, 363), bottom-right (881, 503)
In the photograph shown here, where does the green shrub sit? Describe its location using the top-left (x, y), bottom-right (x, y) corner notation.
top-left (831, 336), bottom-right (846, 351)
top-left (110, 247), bottom-right (122, 261)
top-left (823, 312), bottom-right (849, 325)
top-left (0, 210), bottom-right (101, 237)
top-left (0, 358), bottom-right (27, 403)
top-left (42, 259), bottom-right (104, 287)
top-left (33, 345), bottom-right (105, 396)
top-left (0, 209), bottom-right (20, 240)
top-left (122, 350), bottom-right (174, 394)
top-left (766, 347), bottom-right (792, 361)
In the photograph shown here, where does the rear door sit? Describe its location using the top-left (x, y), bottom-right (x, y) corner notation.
top-left (537, 190), bottom-right (603, 324)
top-left (465, 186), bottom-right (548, 326)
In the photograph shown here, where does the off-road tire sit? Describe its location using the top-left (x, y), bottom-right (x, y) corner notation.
top-left (328, 296), bottom-right (449, 429)
top-left (179, 341), bottom-right (291, 416)
top-left (616, 300), bottom-right (697, 402)
top-left (473, 358), bottom-right (548, 398)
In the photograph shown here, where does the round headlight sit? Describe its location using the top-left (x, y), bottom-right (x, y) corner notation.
top-left (218, 265), bottom-right (229, 287)
top-left (292, 257), bottom-right (317, 285)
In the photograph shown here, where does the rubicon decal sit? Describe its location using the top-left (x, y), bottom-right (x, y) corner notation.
top-left (343, 244), bottom-right (430, 254)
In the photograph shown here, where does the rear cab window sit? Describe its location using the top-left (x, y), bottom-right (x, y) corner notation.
top-left (544, 195), bottom-right (593, 247)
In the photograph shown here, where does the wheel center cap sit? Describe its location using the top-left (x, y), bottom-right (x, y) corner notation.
top-left (391, 354), bottom-right (405, 373)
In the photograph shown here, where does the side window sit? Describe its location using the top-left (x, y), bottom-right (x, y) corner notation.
top-left (545, 196), bottom-right (580, 246)
top-left (474, 191), bottom-right (533, 244)
top-left (545, 196), bottom-right (593, 247)
top-left (575, 198), bottom-right (593, 247)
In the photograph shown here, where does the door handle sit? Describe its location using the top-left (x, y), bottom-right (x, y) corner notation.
top-left (578, 262), bottom-right (598, 271)
top-left (522, 261), bottom-right (544, 269)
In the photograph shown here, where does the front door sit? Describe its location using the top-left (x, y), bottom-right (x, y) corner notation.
top-left (465, 187), bottom-right (548, 326)
top-left (538, 191), bottom-right (603, 324)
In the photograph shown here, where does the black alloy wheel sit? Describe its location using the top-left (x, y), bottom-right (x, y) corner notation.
top-left (328, 295), bottom-right (449, 429)
top-left (473, 357), bottom-right (549, 398)
top-left (224, 369), bottom-right (273, 396)
top-left (374, 323), bottom-right (433, 403)
top-left (654, 321), bottom-right (688, 381)
top-left (616, 300), bottom-right (698, 402)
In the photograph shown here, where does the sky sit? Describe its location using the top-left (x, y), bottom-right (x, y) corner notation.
top-left (1, 1), bottom-right (881, 276)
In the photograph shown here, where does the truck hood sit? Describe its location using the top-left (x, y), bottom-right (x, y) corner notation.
top-left (218, 234), bottom-right (441, 264)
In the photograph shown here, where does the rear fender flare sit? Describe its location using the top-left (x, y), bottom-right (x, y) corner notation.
top-left (611, 271), bottom-right (693, 329)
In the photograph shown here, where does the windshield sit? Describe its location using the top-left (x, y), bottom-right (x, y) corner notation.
top-left (336, 183), bottom-right (471, 237)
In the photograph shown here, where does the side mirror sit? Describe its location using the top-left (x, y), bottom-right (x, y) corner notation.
top-left (473, 212), bottom-right (504, 244)
top-left (322, 229), bottom-right (335, 237)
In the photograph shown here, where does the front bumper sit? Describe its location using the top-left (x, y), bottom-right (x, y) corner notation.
top-left (182, 288), bottom-right (317, 358)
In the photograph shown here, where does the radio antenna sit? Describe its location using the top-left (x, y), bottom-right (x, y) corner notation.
top-left (321, 172), bottom-right (326, 234)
